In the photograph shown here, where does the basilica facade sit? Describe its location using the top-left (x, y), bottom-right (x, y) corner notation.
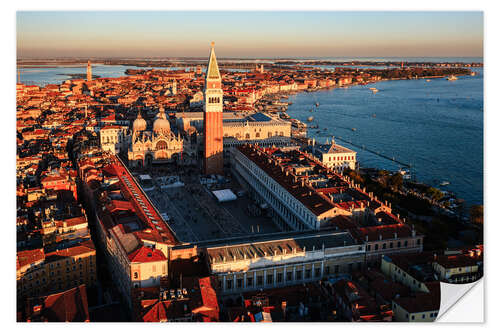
top-left (127, 108), bottom-right (184, 168)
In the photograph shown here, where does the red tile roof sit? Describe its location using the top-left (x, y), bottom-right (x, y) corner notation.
top-left (17, 248), bottom-right (45, 270)
top-left (353, 224), bottom-right (416, 242)
top-left (25, 285), bottom-right (89, 322)
top-left (128, 246), bottom-right (167, 263)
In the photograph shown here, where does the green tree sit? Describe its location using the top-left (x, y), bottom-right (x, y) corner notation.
top-left (388, 173), bottom-right (403, 190)
top-left (470, 205), bottom-right (483, 224)
top-left (426, 187), bottom-right (444, 202)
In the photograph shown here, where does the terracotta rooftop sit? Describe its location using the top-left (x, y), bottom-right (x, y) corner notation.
top-left (25, 285), bottom-right (89, 322)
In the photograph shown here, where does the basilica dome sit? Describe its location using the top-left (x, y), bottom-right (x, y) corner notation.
top-left (153, 108), bottom-right (170, 134)
top-left (132, 112), bottom-right (147, 132)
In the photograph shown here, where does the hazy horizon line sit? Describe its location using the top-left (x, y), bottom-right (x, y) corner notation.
top-left (17, 55), bottom-right (484, 60)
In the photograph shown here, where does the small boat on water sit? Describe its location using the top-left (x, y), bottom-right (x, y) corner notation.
top-left (307, 116), bottom-right (314, 122)
top-left (399, 168), bottom-right (411, 180)
top-left (447, 75), bottom-right (458, 81)
top-left (440, 181), bottom-right (450, 186)
top-left (426, 79), bottom-right (431, 82)
top-left (351, 128), bottom-right (357, 132)
top-left (315, 102), bottom-right (320, 107)
top-left (369, 87), bottom-right (378, 93)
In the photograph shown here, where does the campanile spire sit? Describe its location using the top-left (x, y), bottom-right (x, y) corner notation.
top-left (87, 60), bottom-right (92, 82)
top-left (203, 42), bottom-right (224, 175)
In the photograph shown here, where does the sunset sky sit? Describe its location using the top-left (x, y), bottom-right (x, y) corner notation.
top-left (16, 11), bottom-right (483, 58)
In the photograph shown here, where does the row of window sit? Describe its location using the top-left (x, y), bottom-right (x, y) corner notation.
top-left (19, 277), bottom-right (94, 295)
top-left (404, 311), bottom-right (438, 320)
top-left (222, 262), bottom-right (363, 290)
top-left (230, 131), bottom-right (285, 140)
top-left (328, 155), bottom-right (354, 162)
top-left (208, 97), bottom-right (221, 104)
top-left (367, 239), bottom-right (420, 251)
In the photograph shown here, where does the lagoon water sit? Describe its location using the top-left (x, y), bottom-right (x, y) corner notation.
top-left (18, 63), bottom-right (484, 205)
top-left (18, 65), bottom-right (172, 85)
top-left (287, 69), bottom-right (483, 205)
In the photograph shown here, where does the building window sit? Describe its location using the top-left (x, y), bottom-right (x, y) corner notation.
top-left (325, 266), bottom-right (330, 274)
top-left (247, 277), bottom-right (253, 286)
top-left (367, 245), bottom-right (371, 251)
top-left (286, 271), bottom-right (292, 281)
top-left (257, 276), bottom-right (263, 286)
top-left (404, 240), bottom-right (408, 247)
top-left (315, 267), bottom-right (321, 277)
top-left (305, 269), bottom-right (311, 279)
top-left (267, 274), bottom-right (273, 284)
top-left (390, 242), bottom-right (393, 248)
top-left (397, 241), bottom-right (401, 248)
top-left (237, 278), bottom-right (243, 288)
top-left (226, 280), bottom-right (233, 290)
top-left (277, 272), bottom-right (283, 283)
top-left (422, 314), bottom-right (425, 319)
top-left (375, 244), bottom-right (379, 250)
top-left (296, 270), bottom-right (302, 280)
top-left (411, 315), bottom-right (415, 320)
top-left (417, 239), bottom-right (421, 245)
top-left (382, 243), bottom-right (386, 249)
top-left (334, 265), bottom-right (339, 274)
top-left (133, 272), bottom-right (138, 279)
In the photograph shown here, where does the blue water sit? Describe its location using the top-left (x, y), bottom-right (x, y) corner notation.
top-left (287, 69), bottom-right (483, 205)
top-left (18, 64), bottom-right (248, 86)
top-left (18, 65), bottom-right (171, 86)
